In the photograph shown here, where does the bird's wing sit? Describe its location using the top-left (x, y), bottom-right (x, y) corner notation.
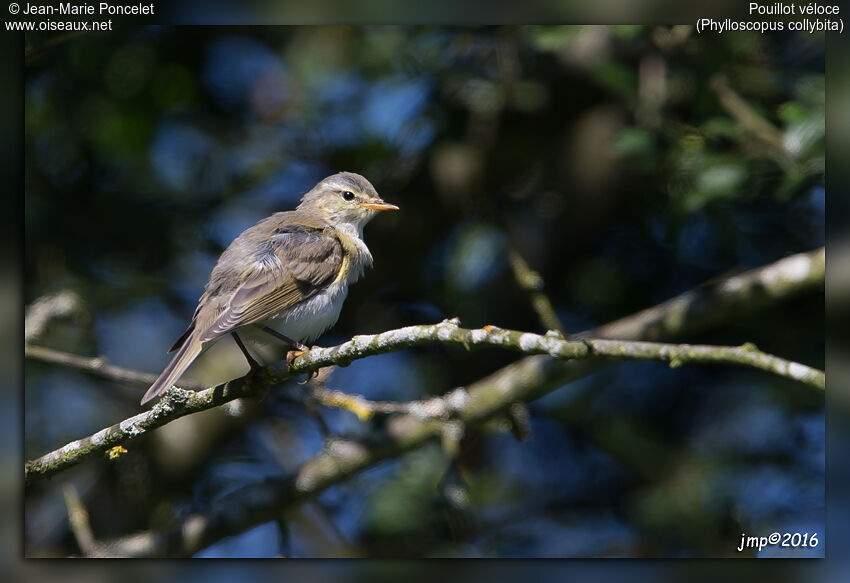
top-left (197, 225), bottom-right (344, 343)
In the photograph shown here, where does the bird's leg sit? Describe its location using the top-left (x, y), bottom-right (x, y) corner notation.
top-left (257, 325), bottom-right (309, 354)
top-left (257, 325), bottom-right (311, 362)
top-left (232, 332), bottom-right (270, 399)
top-left (255, 325), bottom-right (316, 381)
top-left (232, 331), bottom-right (262, 370)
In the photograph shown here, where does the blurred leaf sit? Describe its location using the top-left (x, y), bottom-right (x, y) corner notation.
top-left (590, 61), bottom-right (637, 101)
top-left (614, 127), bottom-right (655, 160)
top-left (526, 26), bottom-right (581, 52)
top-left (611, 25), bottom-right (645, 39)
top-left (365, 446), bottom-right (447, 535)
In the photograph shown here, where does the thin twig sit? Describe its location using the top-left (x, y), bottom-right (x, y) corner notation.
top-left (62, 483), bottom-right (99, 557)
top-left (310, 385), bottom-right (470, 421)
top-left (710, 75), bottom-right (790, 165)
top-left (507, 247), bottom-right (565, 333)
top-left (25, 344), bottom-right (207, 391)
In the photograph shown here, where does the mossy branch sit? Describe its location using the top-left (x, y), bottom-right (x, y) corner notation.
top-left (25, 318), bottom-right (822, 484)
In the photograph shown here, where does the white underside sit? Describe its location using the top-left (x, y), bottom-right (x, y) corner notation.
top-left (236, 280), bottom-right (350, 364)
top-left (266, 279), bottom-right (349, 343)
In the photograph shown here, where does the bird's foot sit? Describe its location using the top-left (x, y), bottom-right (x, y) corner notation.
top-left (286, 345), bottom-right (319, 384)
top-left (285, 346), bottom-right (310, 364)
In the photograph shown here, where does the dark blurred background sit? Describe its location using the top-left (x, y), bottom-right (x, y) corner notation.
top-left (24, 26), bottom-right (824, 558)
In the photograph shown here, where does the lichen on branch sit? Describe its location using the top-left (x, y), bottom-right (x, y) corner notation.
top-left (25, 317), bottom-right (823, 484)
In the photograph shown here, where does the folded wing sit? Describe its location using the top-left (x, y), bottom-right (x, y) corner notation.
top-left (199, 224), bottom-right (344, 343)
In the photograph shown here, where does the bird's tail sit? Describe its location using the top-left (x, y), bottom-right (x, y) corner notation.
top-left (141, 338), bottom-right (203, 406)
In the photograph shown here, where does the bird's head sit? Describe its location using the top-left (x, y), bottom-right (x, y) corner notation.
top-left (299, 172), bottom-right (398, 232)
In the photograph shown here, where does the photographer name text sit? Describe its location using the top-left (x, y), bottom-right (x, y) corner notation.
top-left (19, 2), bottom-right (154, 15)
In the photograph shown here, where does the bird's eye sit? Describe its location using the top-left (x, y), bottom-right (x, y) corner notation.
top-left (342, 191), bottom-right (355, 201)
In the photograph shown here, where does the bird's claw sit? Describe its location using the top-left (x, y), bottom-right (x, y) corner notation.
top-left (286, 347), bottom-right (317, 383)
top-left (298, 370), bottom-right (320, 385)
top-left (286, 347), bottom-right (311, 364)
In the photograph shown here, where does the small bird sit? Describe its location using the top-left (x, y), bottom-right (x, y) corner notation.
top-left (140, 172), bottom-right (398, 406)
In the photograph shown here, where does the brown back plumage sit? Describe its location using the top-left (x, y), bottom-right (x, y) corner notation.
top-left (140, 217), bottom-right (344, 405)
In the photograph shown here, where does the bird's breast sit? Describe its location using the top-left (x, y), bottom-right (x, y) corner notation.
top-left (267, 279), bottom-right (350, 344)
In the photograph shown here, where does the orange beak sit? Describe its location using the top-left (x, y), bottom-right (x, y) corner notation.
top-left (359, 200), bottom-right (400, 212)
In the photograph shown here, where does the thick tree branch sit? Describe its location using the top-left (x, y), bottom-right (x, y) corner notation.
top-left (589, 246), bottom-right (824, 340)
top-left (26, 247), bottom-right (825, 556)
top-left (26, 319), bottom-right (823, 485)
